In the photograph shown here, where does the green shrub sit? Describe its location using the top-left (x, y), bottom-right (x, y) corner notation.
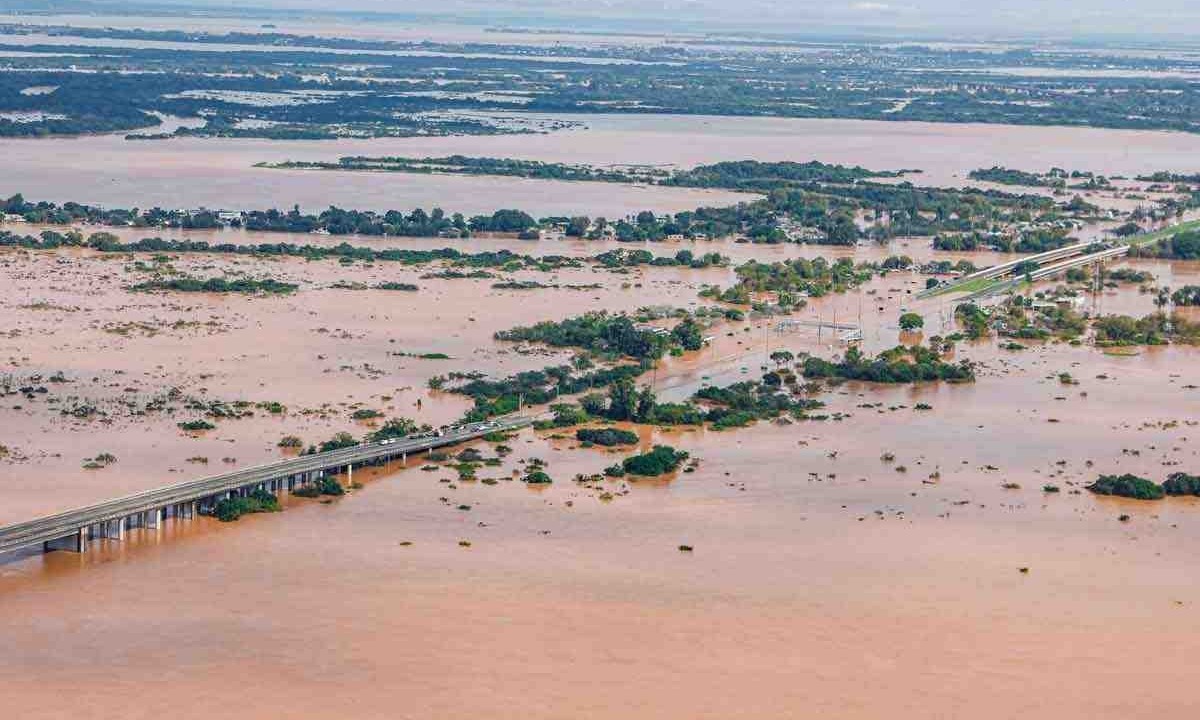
top-left (1087, 474), bottom-right (1164, 500)
top-left (317, 477), bottom-right (345, 496)
top-left (212, 489), bottom-right (280, 522)
top-left (1163, 472), bottom-right (1200, 496)
top-left (576, 428), bottom-right (639, 446)
top-left (622, 445), bottom-right (689, 476)
top-left (523, 470), bottom-right (553, 484)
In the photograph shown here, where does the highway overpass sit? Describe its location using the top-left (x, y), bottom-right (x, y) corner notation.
top-left (961, 244), bottom-right (1133, 301)
top-left (919, 239), bottom-right (1107, 299)
top-left (0, 415), bottom-right (532, 557)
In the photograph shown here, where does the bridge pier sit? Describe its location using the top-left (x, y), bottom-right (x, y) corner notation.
top-left (2, 417), bottom-right (533, 557)
top-left (43, 527), bottom-right (88, 553)
top-left (93, 518), bottom-right (125, 540)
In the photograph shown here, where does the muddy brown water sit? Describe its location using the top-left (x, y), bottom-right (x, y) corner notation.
top-left (4, 113), bottom-right (1200, 216)
top-left (3, 123), bottom-right (1200, 716)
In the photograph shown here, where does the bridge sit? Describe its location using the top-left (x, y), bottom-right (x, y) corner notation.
top-left (917, 239), bottom-right (1110, 299)
top-left (961, 244), bottom-right (1132, 301)
top-left (918, 219), bottom-right (1200, 302)
top-left (0, 415), bottom-right (533, 557)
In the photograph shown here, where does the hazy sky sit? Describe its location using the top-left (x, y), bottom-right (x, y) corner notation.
top-left (163, 0), bottom-right (1200, 40)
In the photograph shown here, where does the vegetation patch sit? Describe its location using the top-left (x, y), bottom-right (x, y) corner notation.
top-left (211, 489), bottom-right (281, 522)
top-left (802, 345), bottom-right (974, 384)
top-left (1087, 474), bottom-right (1165, 500)
top-left (130, 276), bottom-right (298, 295)
top-left (575, 428), bottom-right (639, 447)
top-left (622, 445), bottom-right (689, 477)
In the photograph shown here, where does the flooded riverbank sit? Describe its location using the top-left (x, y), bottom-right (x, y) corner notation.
top-left (2, 225), bottom-right (1198, 521)
top-left (3, 113), bottom-right (1200, 216)
top-left (3, 119), bottom-right (1200, 718)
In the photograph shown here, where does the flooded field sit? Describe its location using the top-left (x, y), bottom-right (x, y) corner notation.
top-left (2, 222), bottom-right (1200, 716)
top-left (4, 113), bottom-right (1200, 215)
top-left (4, 88), bottom-right (1200, 716)
top-left (1, 14), bottom-right (687, 48)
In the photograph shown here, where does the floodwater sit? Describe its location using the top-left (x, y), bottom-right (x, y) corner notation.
top-left (0, 124), bottom-right (752, 217)
top-left (0, 15), bottom-right (689, 48)
top-left (5, 115), bottom-right (1200, 717)
top-left (4, 113), bottom-right (1200, 218)
top-left (0, 32), bottom-right (675, 65)
top-left (1, 217), bottom-right (1195, 519)
top-left (3, 225), bottom-right (1200, 718)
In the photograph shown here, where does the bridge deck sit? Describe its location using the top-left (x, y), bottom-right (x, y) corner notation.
top-left (0, 416), bottom-right (532, 556)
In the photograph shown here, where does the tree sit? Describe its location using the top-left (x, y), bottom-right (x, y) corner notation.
top-left (635, 386), bottom-right (656, 422)
top-left (549, 403), bottom-right (588, 427)
top-left (899, 312), bottom-right (924, 332)
top-left (370, 417), bottom-right (429, 441)
top-left (607, 378), bottom-right (639, 421)
top-left (579, 393), bottom-right (608, 417)
top-left (671, 318), bottom-right (704, 352)
top-left (622, 445), bottom-right (689, 476)
top-left (317, 432), bottom-right (357, 452)
top-left (769, 350), bottom-right (794, 366)
top-left (566, 216), bottom-right (590, 237)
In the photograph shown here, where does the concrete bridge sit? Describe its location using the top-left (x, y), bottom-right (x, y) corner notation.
top-left (962, 244), bottom-right (1132, 301)
top-left (0, 416), bottom-right (532, 557)
top-left (918, 239), bottom-right (1111, 299)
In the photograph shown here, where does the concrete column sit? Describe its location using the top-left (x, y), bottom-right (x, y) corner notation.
top-left (146, 508), bottom-right (163, 528)
top-left (43, 527), bottom-right (88, 553)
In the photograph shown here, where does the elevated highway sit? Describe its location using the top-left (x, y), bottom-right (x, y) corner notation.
top-left (0, 415), bottom-right (532, 556)
top-left (962, 244), bottom-right (1133, 301)
top-left (918, 239), bottom-right (1106, 299)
